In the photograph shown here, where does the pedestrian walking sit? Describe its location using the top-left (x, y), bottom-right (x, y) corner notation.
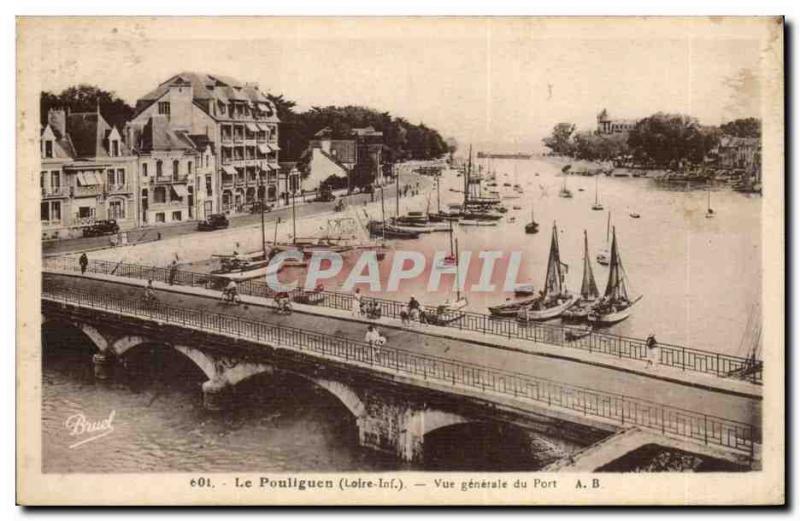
top-left (352, 288), bottom-right (362, 318)
top-left (646, 333), bottom-right (659, 368)
top-left (168, 260), bottom-right (178, 286)
top-left (364, 325), bottom-right (385, 364)
top-left (78, 252), bottom-right (88, 274)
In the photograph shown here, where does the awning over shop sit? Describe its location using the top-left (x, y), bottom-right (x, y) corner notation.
top-left (269, 144), bottom-right (281, 151)
top-left (77, 172), bottom-right (100, 186)
top-left (222, 165), bottom-right (238, 175)
top-left (257, 123), bottom-right (271, 132)
top-left (257, 144), bottom-right (271, 155)
top-left (258, 102), bottom-right (272, 112)
top-left (171, 184), bottom-right (189, 198)
top-left (246, 123), bottom-right (260, 133)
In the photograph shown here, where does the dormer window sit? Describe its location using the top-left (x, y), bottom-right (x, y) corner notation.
top-left (111, 140), bottom-right (120, 157)
top-left (44, 140), bottom-right (53, 158)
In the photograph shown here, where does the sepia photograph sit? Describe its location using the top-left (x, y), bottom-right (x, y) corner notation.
top-left (15, 15), bottom-right (784, 505)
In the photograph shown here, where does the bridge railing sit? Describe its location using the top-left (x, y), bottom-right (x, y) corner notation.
top-left (43, 256), bottom-right (762, 384)
top-left (41, 281), bottom-right (759, 458)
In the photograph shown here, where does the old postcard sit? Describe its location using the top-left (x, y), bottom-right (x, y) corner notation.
top-left (16, 16), bottom-right (784, 505)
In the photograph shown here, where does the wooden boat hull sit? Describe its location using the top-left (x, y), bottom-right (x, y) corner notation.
top-left (215, 261), bottom-right (282, 281)
top-left (587, 296), bottom-right (643, 325)
top-left (488, 297), bottom-right (538, 316)
top-left (517, 295), bottom-right (577, 321)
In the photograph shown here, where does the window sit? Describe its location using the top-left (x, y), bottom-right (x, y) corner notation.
top-left (50, 171), bottom-right (60, 190)
top-left (172, 211), bottom-right (182, 222)
top-left (40, 202), bottom-right (49, 221)
top-left (78, 206), bottom-right (93, 218)
top-left (107, 170), bottom-right (115, 187)
top-left (158, 102), bottom-right (170, 117)
top-left (44, 140), bottom-right (53, 158)
top-left (156, 160), bottom-right (163, 177)
top-left (142, 163), bottom-right (148, 177)
top-left (172, 160), bottom-right (180, 180)
top-left (155, 212), bottom-right (165, 223)
top-left (188, 161), bottom-right (193, 175)
top-left (51, 201), bottom-right (61, 221)
top-left (111, 140), bottom-right (119, 157)
top-left (117, 169), bottom-right (125, 187)
top-left (108, 200), bottom-right (125, 219)
top-left (170, 186), bottom-right (182, 202)
top-left (40, 172), bottom-right (46, 192)
top-left (206, 175), bottom-right (212, 196)
top-left (154, 186), bottom-right (167, 203)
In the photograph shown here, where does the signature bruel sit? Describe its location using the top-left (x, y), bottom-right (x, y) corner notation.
top-left (64, 410), bottom-right (116, 449)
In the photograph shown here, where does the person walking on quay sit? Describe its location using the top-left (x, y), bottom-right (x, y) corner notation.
top-left (352, 288), bottom-right (362, 318)
top-left (407, 295), bottom-right (421, 322)
top-left (168, 260), bottom-right (178, 286)
top-left (646, 332), bottom-right (659, 368)
top-left (78, 252), bottom-right (88, 274)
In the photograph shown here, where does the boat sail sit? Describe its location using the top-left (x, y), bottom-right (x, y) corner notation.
top-left (727, 302), bottom-right (762, 381)
top-left (559, 177), bottom-right (573, 198)
top-left (562, 230), bottom-right (601, 322)
top-left (438, 238), bottom-right (468, 312)
top-left (524, 203), bottom-right (539, 234)
top-left (517, 222), bottom-right (577, 321)
top-left (592, 175), bottom-right (604, 210)
top-left (597, 211), bottom-right (611, 265)
top-left (587, 227), bottom-right (642, 325)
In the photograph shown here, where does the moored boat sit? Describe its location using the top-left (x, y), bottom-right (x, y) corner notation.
top-left (517, 222), bottom-right (577, 322)
top-left (562, 230), bottom-right (601, 323)
top-left (587, 227), bottom-right (643, 326)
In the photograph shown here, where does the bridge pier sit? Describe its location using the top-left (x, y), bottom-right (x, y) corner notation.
top-left (92, 352), bottom-right (114, 380)
top-left (202, 378), bottom-right (232, 411)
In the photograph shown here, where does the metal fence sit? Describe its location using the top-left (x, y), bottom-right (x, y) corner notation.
top-left (43, 256), bottom-right (763, 384)
top-left (41, 281), bottom-right (759, 457)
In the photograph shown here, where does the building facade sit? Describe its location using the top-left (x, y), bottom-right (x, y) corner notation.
top-left (128, 72), bottom-right (280, 219)
top-left (596, 109), bottom-right (637, 135)
top-left (40, 108), bottom-right (138, 239)
top-left (302, 126), bottom-right (385, 192)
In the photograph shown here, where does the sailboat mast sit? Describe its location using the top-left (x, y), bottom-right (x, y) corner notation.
top-left (606, 211), bottom-right (611, 243)
top-left (595, 175), bottom-right (599, 205)
top-left (436, 174), bottom-right (441, 213)
top-left (396, 166), bottom-right (400, 218)
top-left (454, 238), bottom-right (461, 300)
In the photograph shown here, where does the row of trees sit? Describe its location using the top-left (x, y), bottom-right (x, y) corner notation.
top-left (267, 95), bottom-right (452, 164)
top-left (40, 85), bottom-right (134, 132)
top-left (543, 114), bottom-right (760, 169)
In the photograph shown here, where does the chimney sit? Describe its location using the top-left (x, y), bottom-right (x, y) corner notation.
top-left (47, 107), bottom-right (67, 138)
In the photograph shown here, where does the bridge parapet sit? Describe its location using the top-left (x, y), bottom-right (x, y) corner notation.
top-left (42, 278), bottom-right (760, 462)
top-left (43, 256), bottom-right (763, 384)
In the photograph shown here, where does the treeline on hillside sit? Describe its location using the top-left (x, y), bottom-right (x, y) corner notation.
top-left (40, 85), bottom-right (135, 132)
top-left (267, 95), bottom-right (453, 162)
top-left (543, 113), bottom-right (760, 169)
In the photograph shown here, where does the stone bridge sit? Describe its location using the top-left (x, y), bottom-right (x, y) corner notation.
top-left (40, 272), bottom-right (761, 468)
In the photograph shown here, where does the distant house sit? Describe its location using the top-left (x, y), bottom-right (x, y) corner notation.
top-left (40, 107), bottom-right (138, 239)
top-left (716, 135), bottom-right (761, 185)
top-left (596, 109), bottom-right (637, 135)
top-left (301, 126), bottom-right (385, 191)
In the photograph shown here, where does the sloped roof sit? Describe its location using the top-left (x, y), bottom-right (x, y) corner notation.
top-left (137, 72), bottom-right (273, 108)
top-left (66, 111), bottom-right (131, 159)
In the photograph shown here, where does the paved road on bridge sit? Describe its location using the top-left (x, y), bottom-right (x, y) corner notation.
top-left (44, 273), bottom-right (761, 429)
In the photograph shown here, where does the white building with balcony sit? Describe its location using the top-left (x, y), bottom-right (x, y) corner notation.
top-left (40, 108), bottom-right (138, 240)
top-left (128, 72), bottom-right (279, 218)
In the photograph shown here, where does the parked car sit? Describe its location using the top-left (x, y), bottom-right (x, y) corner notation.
top-left (314, 189), bottom-right (336, 203)
top-left (82, 219), bottom-right (119, 237)
top-left (249, 201), bottom-right (273, 214)
top-left (197, 213), bottom-right (230, 231)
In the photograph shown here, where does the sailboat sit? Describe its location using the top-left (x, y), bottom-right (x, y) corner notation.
top-left (524, 204), bottom-right (539, 234)
top-left (587, 227), bottom-right (643, 325)
top-left (562, 230), bottom-right (601, 322)
top-left (726, 302), bottom-right (762, 381)
top-left (435, 220), bottom-right (458, 270)
top-left (559, 177), bottom-right (573, 198)
top-left (597, 211), bottom-right (611, 265)
top-left (436, 238), bottom-right (468, 312)
top-left (517, 223), bottom-right (577, 322)
top-left (705, 189), bottom-right (715, 218)
top-left (591, 175), bottom-right (604, 211)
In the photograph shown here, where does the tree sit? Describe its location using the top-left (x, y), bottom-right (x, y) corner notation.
top-left (351, 152), bottom-right (377, 190)
top-left (720, 117), bottom-right (761, 139)
top-left (542, 122), bottom-right (576, 156)
top-left (40, 84), bottom-right (134, 131)
top-left (627, 113), bottom-right (716, 168)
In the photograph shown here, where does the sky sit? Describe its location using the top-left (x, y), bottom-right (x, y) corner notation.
top-left (32, 17), bottom-right (773, 153)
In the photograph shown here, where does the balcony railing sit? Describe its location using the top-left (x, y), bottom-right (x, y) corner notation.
top-left (152, 175), bottom-right (188, 184)
top-left (73, 185), bottom-right (101, 197)
top-left (40, 279), bottom-right (760, 458)
top-left (41, 187), bottom-right (68, 198)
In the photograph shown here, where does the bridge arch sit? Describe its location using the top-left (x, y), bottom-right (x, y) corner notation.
top-left (41, 316), bottom-right (108, 353)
